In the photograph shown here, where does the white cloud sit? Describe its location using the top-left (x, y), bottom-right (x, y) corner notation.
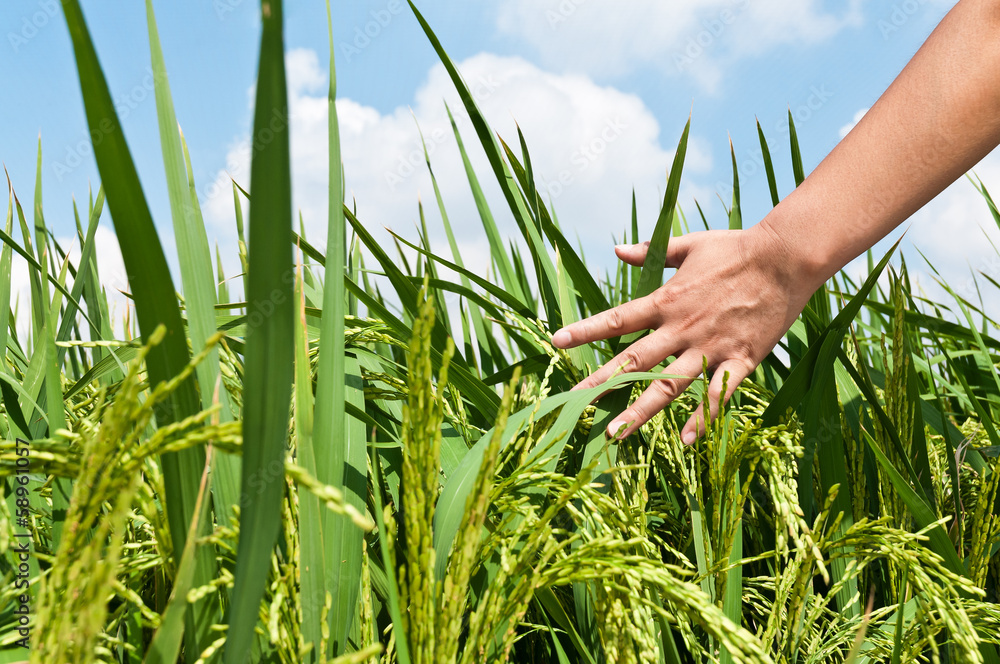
top-left (840, 146), bottom-right (1000, 319)
top-left (7, 222), bottom-right (128, 340)
top-left (904, 147), bottom-right (1000, 313)
top-left (838, 107), bottom-right (869, 139)
top-left (495, 0), bottom-right (864, 92)
top-left (202, 48), bottom-right (714, 286)
top-left (88, 224), bottom-right (131, 327)
top-left (285, 49), bottom-right (326, 95)
top-left (198, 46), bottom-right (1000, 333)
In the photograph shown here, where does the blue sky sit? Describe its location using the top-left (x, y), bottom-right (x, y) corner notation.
top-left (3, 0), bottom-right (998, 317)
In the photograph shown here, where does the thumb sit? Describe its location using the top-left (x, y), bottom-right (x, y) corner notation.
top-left (615, 234), bottom-right (693, 268)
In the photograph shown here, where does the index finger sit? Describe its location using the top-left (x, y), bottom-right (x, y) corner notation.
top-left (551, 295), bottom-right (661, 349)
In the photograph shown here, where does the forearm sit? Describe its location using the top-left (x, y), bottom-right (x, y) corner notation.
top-left (757, 0), bottom-right (1000, 290)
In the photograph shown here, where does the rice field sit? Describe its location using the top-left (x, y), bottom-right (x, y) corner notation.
top-left (2, 1), bottom-right (1000, 663)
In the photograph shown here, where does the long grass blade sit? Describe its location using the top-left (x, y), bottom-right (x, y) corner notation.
top-left (224, 0), bottom-right (295, 660)
top-left (146, 0), bottom-right (240, 525)
top-left (60, 0), bottom-right (219, 654)
top-left (313, 6), bottom-right (369, 651)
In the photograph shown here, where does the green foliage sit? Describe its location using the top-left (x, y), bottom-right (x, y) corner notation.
top-left (2, 2), bottom-right (1000, 663)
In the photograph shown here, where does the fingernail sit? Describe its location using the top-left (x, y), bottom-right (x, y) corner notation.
top-left (682, 431), bottom-right (696, 445)
top-left (607, 420), bottom-right (627, 438)
top-left (614, 244), bottom-right (627, 251)
top-left (551, 329), bottom-right (570, 347)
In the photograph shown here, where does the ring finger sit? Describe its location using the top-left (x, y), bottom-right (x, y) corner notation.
top-left (572, 329), bottom-right (676, 394)
top-left (606, 351), bottom-right (706, 439)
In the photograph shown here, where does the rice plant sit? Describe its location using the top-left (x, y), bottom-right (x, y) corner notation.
top-left (2, 1), bottom-right (1000, 663)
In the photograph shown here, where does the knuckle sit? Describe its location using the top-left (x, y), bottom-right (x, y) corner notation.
top-left (632, 393), bottom-right (670, 424)
top-left (651, 286), bottom-right (675, 309)
top-left (717, 357), bottom-right (753, 388)
top-left (731, 340), bottom-right (757, 363)
top-left (620, 349), bottom-right (644, 372)
top-left (606, 307), bottom-right (626, 333)
top-left (650, 377), bottom-right (681, 401)
top-left (627, 404), bottom-right (651, 425)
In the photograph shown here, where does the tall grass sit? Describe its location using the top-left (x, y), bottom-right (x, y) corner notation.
top-left (1, 1), bottom-right (1000, 663)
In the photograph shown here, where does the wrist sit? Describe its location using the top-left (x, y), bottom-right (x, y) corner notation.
top-left (751, 200), bottom-right (838, 295)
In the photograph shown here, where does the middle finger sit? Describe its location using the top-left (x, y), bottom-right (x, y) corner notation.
top-left (571, 329), bottom-right (676, 394)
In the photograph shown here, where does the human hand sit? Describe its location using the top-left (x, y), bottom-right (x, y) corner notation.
top-left (551, 223), bottom-right (818, 443)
